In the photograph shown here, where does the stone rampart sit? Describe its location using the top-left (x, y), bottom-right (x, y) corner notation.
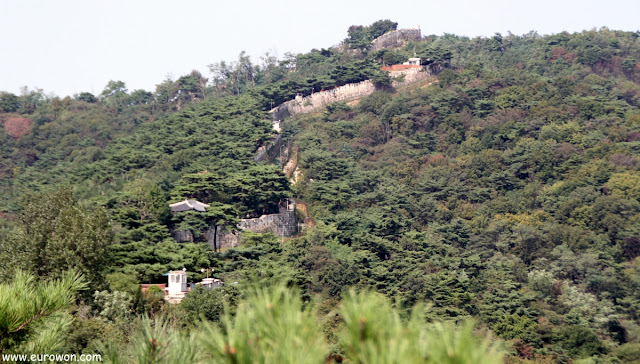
top-left (270, 80), bottom-right (374, 121)
top-left (217, 200), bottom-right (297, 248)
top-left (269, 66), bottom-right (439, 121)
top-left (370, 28), bottom-right (421, 52)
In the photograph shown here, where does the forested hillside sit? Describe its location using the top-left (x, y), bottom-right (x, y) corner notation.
top-left (1, 21), bottom-right (640, 363)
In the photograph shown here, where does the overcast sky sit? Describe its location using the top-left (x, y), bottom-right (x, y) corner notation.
top-left (1, 0), bottom-right (638, 97)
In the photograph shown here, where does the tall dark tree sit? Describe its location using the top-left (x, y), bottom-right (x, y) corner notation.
top-left (0, 188), bottom-right (113, 288)
top-left (0, 91), bottom-right (20, 112)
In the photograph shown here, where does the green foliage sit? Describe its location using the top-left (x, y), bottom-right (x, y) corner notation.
top-left (0, 187), bottom-right (112, 288)
top-left (63, 315), bottom-right (117, 355)
top-left (116, 177), bottom-right (170, 227)
top-left (178, 285), bottom-right (241, 326)
top-left (346, 19), bottom-right (398, 49)
top-left (172, 165), bottom-right (290, 217)
top-left (372, 70), bottom-right (393, 89)
top-left (371, 49), bottom-right (408, 66)
top-left (110, 238), bottom-right (212, 283)
top-left (615, 343), bottom-right (640, 363)
top-left (104, 285), bottom-right (503, 364)
top-left (416, 43), bottom-right (453, 64)
top-left (199, 284), bottom-right (327, 364)
top-left (492, 314), bottom-right (540, 345)
top-left (75, 92), bottom-right (97, 103)
top-left (554, 325), bottom-right (608, 358)
top-left (0, 270), bottom-right (87, 354)
top-left (340, 289), bottom-right (504, 363)
top-left (285, 27), bottom-right (640, 362)
top-left (93, 290), bottom-right (134, 322)
top-left (101, 316), bottom-right (201, 364)
top-left (607, 171), bottom-right (640, 201)
top-left (106, 272), bottom-right (139, 294)
top-left (0, 91), bottom-right (20, 112)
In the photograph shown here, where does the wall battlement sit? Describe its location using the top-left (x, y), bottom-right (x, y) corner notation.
top-left (269, 65), bottom-right (441, 121)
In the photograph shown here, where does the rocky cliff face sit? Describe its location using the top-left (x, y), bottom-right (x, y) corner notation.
top-left (254, 134), bottom-right (283, 162)
top-left (370, 28), bottom-right (421, 52)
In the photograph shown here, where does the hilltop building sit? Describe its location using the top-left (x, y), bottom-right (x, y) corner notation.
top-left (140, 283), bottom-right (166, 294)
top-left (200, 277), bottom-right (224, 290)
top-left (170, 199), bottom-right (210, 243)
top-left (380, 57), bottom-right (424, 72)
top-left (171, 197), bottom-right (298, 249)
top-left (403, 57), bottom-right (422, 66)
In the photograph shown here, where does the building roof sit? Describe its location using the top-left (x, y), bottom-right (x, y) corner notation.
top-left (380, 64), bottom-right (421, 72)
top-left (169, 199), bottom-right (210, 212)
top-left (201, 278), bottom-right (223, 283)
top-left (140, 284), bottom-right (167, 294)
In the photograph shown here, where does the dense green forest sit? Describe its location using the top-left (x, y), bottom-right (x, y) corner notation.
top-left (2, 20), bottom-right (640, 363)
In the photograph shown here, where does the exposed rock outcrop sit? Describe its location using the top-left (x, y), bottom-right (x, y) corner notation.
top-left (370, 28), bottom-right (421, 52)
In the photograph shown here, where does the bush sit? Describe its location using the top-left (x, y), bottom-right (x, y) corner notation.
top-left (615, 343), bottom-right (640, 362)
top-left (179, 285), bottom-right (241, 326)
top-left (554, 325), bottom-right (608, 358)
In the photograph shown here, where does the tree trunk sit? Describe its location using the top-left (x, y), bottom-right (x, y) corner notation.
top-left (213, 225), bottom-right (218, 252)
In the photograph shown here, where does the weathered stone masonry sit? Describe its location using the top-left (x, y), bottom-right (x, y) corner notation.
top-left (172, 200), bottom-right (297, 249)
top-left (269, 65), bottom-right (442, 121)
top-left (215, 199), bottom-right (297, 249)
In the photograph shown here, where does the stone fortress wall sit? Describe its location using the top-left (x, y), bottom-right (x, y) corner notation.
top-left (263, 28), bottom-right (439, 161)
top-left (269, 65), bottom-right (441, 121)
top-left (216, 199), bottom-right (297, 249)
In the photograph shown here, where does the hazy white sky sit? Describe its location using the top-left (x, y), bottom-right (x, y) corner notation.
top-left (1, 0), bottom-right (638, 97)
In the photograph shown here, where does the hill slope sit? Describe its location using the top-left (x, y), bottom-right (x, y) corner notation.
top-left (1, 24), bottom-right (640, 362)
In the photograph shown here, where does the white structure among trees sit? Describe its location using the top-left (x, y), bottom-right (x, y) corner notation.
top-left (166, 269), bottom-right (188, 303)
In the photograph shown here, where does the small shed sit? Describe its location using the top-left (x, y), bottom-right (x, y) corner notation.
top-left (403, 57), bottom-right (422, 66)
top-left (200, 277), bottom-right (224, 289)
top-left (164, 269), bottom-right (189, 303)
